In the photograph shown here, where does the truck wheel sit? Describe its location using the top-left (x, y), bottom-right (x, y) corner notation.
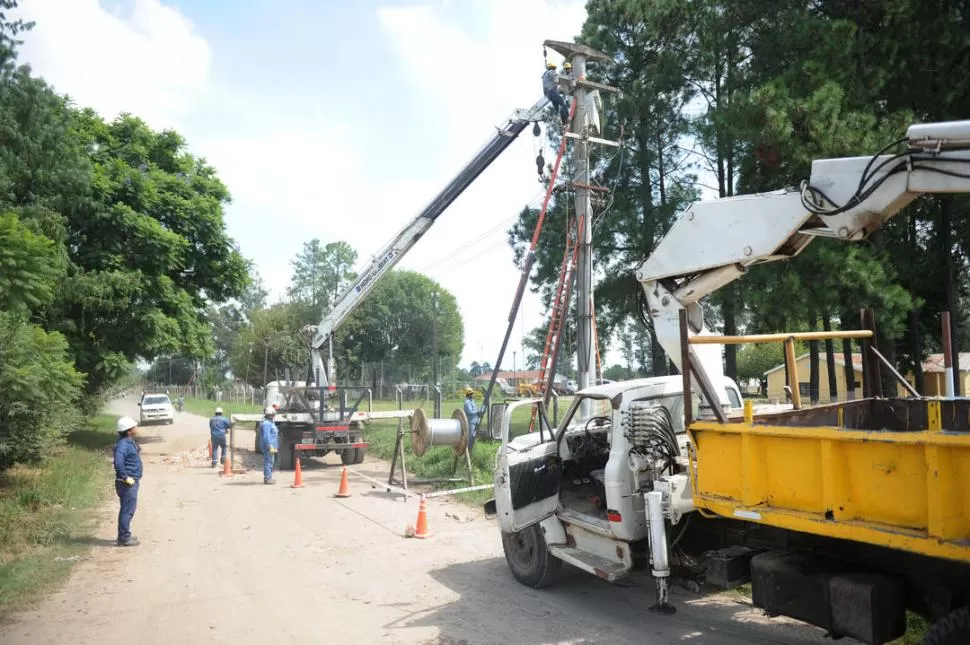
top-left (352, 447), bottom-right (366, 464)
top-left (254, 423), bottom-right (263, 454)
top-left (277, 442), bottom-right (296, 471)
top-left (924, 606), bottom-right (970, 645)
top-left (501, 524), bottom-right (561, 589)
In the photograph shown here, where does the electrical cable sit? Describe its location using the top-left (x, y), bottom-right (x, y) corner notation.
top-left (800, 138), bottom-right (970, 218)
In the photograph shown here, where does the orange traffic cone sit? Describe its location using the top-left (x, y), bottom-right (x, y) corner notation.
top-left (334, 465), bottom-right (351, 498)
top-left (220, 455), bottom-right (233, 477)
top-left (413, 495), bottom-right (431, 539)
top-left (291, 457), bottom-right (305, 488)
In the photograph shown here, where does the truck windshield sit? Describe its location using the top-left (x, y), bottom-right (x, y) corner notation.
top-left (143, 396), bottom-right (170, 406)
top-left (560, 396), bottom-right (613, 434)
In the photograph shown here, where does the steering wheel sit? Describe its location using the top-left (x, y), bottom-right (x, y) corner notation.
top-left (584, 416), bottom-right (610, 443)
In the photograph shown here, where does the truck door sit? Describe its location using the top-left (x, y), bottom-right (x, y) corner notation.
top-left (494, 399), bottom-right (561, 533)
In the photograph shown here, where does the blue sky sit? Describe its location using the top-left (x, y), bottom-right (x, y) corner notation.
top-left (15, 0), bottom-right (611, 370)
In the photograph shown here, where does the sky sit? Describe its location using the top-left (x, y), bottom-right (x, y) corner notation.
top-left (13, 0), bottom-right (631, 371)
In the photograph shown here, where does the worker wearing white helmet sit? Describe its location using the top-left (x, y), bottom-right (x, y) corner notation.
top-left (113, 416), bottom-right (143, 547)
top-left (208, 406), bottom-right (231, 468)
top-left (259, 406), bottom-right (279, 484)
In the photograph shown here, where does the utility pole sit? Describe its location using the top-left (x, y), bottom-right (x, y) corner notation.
top-left (543, 40), bottom-right (618, 397)
top-left (431, 290), bottom-right (439, 392)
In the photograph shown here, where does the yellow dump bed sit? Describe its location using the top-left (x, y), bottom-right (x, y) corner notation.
top-left (688, 398), bottom-right (970, 563)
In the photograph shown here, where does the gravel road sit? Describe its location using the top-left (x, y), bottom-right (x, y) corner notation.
top-left (0, 397), bottom-right (845, 645)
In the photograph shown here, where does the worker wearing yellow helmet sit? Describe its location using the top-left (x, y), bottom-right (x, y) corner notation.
top-left (464, 387), bottom-right (480, 454)
top-left (563, 61), bottom-right (573, 75)
top-left (541, 60), bottom-right (570, 125)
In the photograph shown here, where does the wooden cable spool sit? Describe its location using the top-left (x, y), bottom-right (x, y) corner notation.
top-left (410, 407), bottom-right (469, 457)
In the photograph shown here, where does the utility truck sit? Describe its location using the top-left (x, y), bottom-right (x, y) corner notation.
top-left (488, 118), bottom-right (970, 644)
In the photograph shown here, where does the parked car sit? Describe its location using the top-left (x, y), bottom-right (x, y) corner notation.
top-left (139, 393), bottom-right (175, 425)
top-left (565, 379), bottom-right (578, 394)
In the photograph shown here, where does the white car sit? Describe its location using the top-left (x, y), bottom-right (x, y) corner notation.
top-left (139, 393), bottom-right (175, 425)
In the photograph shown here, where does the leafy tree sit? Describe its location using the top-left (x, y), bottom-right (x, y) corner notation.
top-left (230, 303), bottom-right (309, 387)
top-left (0, 211), bottom-right (62, 312)
top-left (337, 270), bottom-right (463, 384)
top-left (40, 112), bottom-right (250, 393)
top-left (469, 361), bottom-right (482, 377)
top-left (288, 239), bottom-right (357, 322)
top-left (0, 311), bottom-right (83, 468)
top-left (145, 355), bottom-right (197, 386)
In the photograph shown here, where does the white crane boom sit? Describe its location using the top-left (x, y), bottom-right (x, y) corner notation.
top-left (308, 97), bottom-right (552, 388)
top-left (635, 119), bottom-right (970, 404)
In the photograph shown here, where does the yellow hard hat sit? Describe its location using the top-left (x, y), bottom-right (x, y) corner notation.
top-left (464, 387), bottom-right (475, 396)
top-left (546, 61), bottom-right (557, 69)
top-left (563, 61), bottom-right (572, 70)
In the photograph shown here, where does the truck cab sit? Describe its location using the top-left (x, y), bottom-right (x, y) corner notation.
top-left (491, 375), bottom-right (743, 588)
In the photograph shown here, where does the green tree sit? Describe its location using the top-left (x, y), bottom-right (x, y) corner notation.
top-left (41, 112), bottom-right (250, 393)
top-left (230, 302), bottom-right (309, 387)
top-left (0, 311), bottom-right (83, 468)
top-left (288, 239), bottom-right (357, 322)
top-left (338, 270), bottom-right (463, 384)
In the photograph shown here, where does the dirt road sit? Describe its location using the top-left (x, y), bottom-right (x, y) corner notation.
top-left (0, 398), bottom-right (845, 645)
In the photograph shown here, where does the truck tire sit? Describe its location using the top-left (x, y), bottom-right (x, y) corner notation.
top-left (340, 447), bottom-right (366, 465)
top-left (277, 442), bottom-right (296, 471)
top-left (924, 606), bottom-right (970, 645)
top-left (501, 524), bottom-right (561, 589)
top-left (254, 423), bottom-right (263, 455)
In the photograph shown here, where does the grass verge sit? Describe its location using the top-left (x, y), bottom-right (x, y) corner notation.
top-left (0, 414), bottom-right (117, 622)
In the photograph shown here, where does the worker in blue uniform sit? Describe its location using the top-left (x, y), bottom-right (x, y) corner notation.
top-left (113, 416), bottom-right (143, 547)
top-left (541, 61), bottom-right (569, 125)
top-left (260, 406), bottom-right (279, 485)
top-left (463, 388), bottom-right (480, 455)
top-left (208, 406), bottom-right (231, 468)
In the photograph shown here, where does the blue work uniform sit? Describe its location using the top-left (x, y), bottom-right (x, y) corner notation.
top-left (260, 418), bottom-right (279, 482)
top-left (209, 415), bottom-right (231, 466)
top-left (113, 435), bottom-right (143, 544)
top-left (541, 68), bottom-right (569, 123)
top-left (464, 397), bottom-right (480, 454)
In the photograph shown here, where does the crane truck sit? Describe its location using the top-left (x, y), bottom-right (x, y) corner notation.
top-left (247, 95), bottom-right (559, 470)
top-left (487, 118), bottom-right (970, 644)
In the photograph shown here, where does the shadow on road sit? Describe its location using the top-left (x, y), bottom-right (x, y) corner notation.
top-left (68, 536), bottom-right (118, 548)
top-left (388, 557), bottom-right (830, 645)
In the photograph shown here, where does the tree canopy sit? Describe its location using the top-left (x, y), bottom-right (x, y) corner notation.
top-left (509, 0), bottom-right (970, 392)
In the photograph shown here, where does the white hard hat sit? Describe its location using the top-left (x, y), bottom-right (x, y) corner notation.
top-left (116, 416), bottom-right (137, 434)
top-left (264, 406), bottom-right (277, 415)
top-left (215, 407), bottom-right (223, 414)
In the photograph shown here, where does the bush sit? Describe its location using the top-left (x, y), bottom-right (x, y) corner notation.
top-left (0, 312), bottom-right (84, 470)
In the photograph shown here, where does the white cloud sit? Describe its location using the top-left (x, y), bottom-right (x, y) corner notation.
top-left (16, 0), bottom-right (210, 131)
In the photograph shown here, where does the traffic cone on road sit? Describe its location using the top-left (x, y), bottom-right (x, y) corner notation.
top-left (413, 495), bottom-right (432, 539)
top-left (334, 466), bottom-right (351, 498)
top-left (220, 455), bottom-right (233, 477)
top-left (291, 457), bottom-right (305, 488)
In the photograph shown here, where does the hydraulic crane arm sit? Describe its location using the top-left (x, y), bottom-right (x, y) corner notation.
top-left (635, 119), bottom-right (970, 405)
top-left (309, 97), bottom-right (552, 387)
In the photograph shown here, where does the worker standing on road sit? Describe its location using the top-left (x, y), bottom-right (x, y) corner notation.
top-left (463, 388), bottom-right (480, 456)
top-left (260, 407), bottom-right (279, 485)
top-left (209, 407), bottom-right (231, 468)
top-left (541, 61), bottom-right (569, 125)
top-left (113, 416), bottom-right (143, 547)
